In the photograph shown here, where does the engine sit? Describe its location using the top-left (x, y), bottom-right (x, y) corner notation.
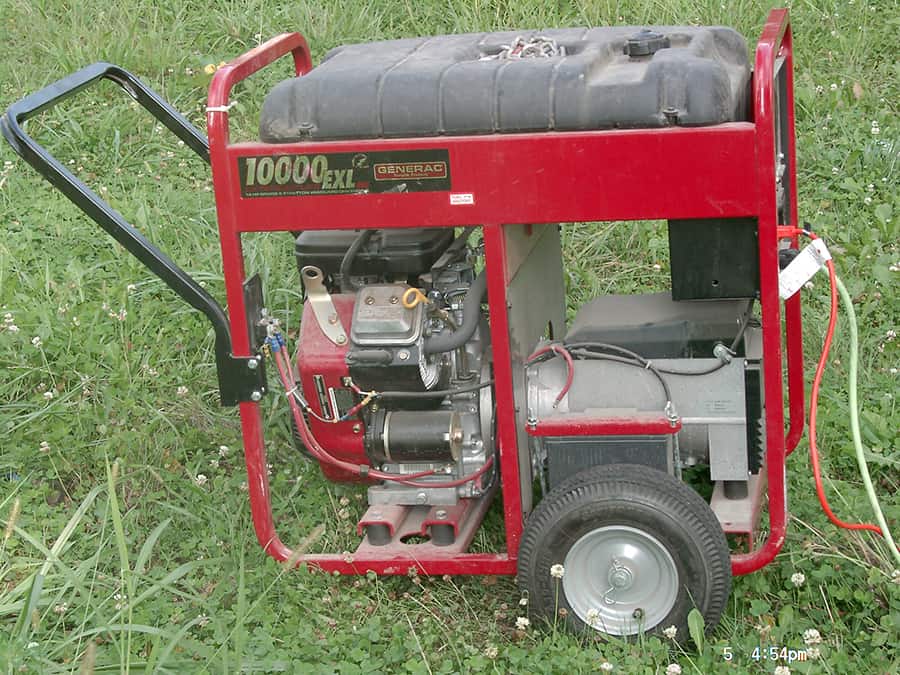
top-left (293, 226), bottom-right (763, 517)
top-left (294, 228), bottom-right (494, 507)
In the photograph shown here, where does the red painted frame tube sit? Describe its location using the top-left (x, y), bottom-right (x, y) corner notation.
top-left (730, 8), bottom-right (793, 575)
top-left (527, 415), bottom-right (681, 437)
top-left (206, 11), bottom-right (799, 576)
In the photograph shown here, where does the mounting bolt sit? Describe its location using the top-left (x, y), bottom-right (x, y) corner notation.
top-left (352, 423), bottom-right (362, 434)
top-left (397, 349), bottom-right (410, 361)
top-left (247, 358), bottom-right (259, 370)
top-left (364, 296), bottom-right (375, 305)
top-left (336, 334), bottom-right (347, 345)
top-left (435, 509), bottom-right (448, 520)
top-left (250, 390), bottom-right (263, 402)
top-left (328, 313), bottom-right (339, 324)
top-left (389, 295), bottom-right (399, 304)
top-left (415, 492), bottom-right (428, 504)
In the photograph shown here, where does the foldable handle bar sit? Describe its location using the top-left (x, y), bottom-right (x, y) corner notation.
top-left (1, 62), bottom-right (265, 406)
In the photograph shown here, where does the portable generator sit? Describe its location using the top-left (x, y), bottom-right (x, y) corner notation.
top-left (3, 9), bottom-right (821, 638)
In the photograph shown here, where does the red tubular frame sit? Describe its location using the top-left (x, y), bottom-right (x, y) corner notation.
top-left (207, 10), bottom-right (802, 576)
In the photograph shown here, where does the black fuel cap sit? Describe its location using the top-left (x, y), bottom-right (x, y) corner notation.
top-left (624, 29), bottom-right (670, 57)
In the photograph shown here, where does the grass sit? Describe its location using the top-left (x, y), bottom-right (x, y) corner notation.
top-left (0, 0), bottom-right (897, 672)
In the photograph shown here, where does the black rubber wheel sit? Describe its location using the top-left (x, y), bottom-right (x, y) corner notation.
top-left (518, 463), bottom-right (731, 639)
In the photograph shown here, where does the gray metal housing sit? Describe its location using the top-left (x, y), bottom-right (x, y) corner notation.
top-left (260, 26), bottom-right (750, 142)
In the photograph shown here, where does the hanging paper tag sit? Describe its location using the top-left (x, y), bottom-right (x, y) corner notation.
top-left (779, 239), bottom-right (832, 299)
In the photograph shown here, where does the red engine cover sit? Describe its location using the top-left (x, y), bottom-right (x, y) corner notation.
top-left (296, 294), bottom-right (373, 483)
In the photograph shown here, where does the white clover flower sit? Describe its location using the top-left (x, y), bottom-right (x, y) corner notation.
top-left (209, 459), bottom-right (220, 469)
top-left (39, 441), bottom-right (50, 453)
top-left (515, 616), bottom-right (530, 630)
top-left (339, 496), bottom-right (350, 507)
top-left (519, 596), bottom-right (528, 606)
top-left (6, 324), bottom-right (19, 333)
top-left (484, 645), bottom-right (498, 659)
top-left (549, 563), bottom-right (565, 579)
top-left (43, 391), bottom-right (55, 401)
top-left (176, 385), bottom-right (188, 396)
top-left (239, 481), bottom-right (248, 491)
top-left (71, 316), bottom-right (80, 327)
top-left (31, 336), bottom-right (42, 347)
top-left (886, 329), bottom-right (897, 340)
top-left (3, 312), bottom-right (12, 323)
top-left (663, 625), bottom-right (678, 639)
top-left (218, 445), bottom-right (229, 457)
top-left (803, 628), bottom-right (822, 645)
top-left (585, 608), bottom-right (600, 627)
top-left (829, 83), bottom-right (838, 91)
top-left (831, 167), bottom-right (839, 175)
top-left (864, 196), bottom-right (872, 205)
top-left (774, 666), bottom-right (790, 675)
top-left (815, 85), bottom-right (824, 94)
top-left (26, 642), bottom-right (38, 649)
top-left (891, 368), bottom-right (898, 375)
top-left (790, 572), bottom-right (806, 587)
top-left (806, 647), bottom-right (821, 660)
top-left (599, 662), bottom-right (614, 672)
top-left (197, 613), bottom-right (210, 627)
top-left (666, 665), bottom-right (682, 675)
top-left (194, 474), bottom-right (208, 487)
top-left (53, 603), bottom-right (68, 614)
top-left (652, 263), bottom-right (662, 271)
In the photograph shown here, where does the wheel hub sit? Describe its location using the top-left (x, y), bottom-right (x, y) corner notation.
top-left (563, 525), bottom-right (678, 635)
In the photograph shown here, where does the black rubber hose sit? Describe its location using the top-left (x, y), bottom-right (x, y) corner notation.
top-left (339, 229), bottom-right (375, 292)
top-left (423, 269), bottom-right (487, 355)
top-left (377, 378), bottom-right (494, 399)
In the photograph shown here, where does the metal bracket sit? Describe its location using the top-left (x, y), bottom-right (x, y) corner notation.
top-left (219, 353), bottom-right (267, 406)
top-left (300, 266), bottom-right (347, 345)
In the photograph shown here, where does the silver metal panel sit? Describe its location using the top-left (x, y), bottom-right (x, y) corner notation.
top-left (707, 423), bottom-right (749, 480)
top-left (532, 357), bottom-right (747, 419)
top-left (528, 357), bottom-right (750, 478)
top-left (350, 284), bottom-right (424, 345)
top-left (504, 224), bottom-right (567, 514)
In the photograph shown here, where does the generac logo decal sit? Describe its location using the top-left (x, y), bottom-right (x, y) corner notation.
top-left (373, 161), bottom-right (448, 181)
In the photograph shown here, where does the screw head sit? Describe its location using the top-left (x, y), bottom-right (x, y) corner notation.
top-left (435, 509), bottom-right (448, 520)
top-left (389, 295), bottom-right (399, 304)
top-left (328, 313), bottom-right (339, 324)
top-left (364, 296), bottom-right (375, 305)
top-left (415, 492), bottom-right (428, 504)
top-left (247, 358), bottom-right (259, 370)
top-left (250, 390), bottom-right (263, 402)
top-left (397, 349), bottom-right (410, 361)
top-left (352, 423), bottom-right (362, 434)
top-left (336, 334), bottom-right (347, 345)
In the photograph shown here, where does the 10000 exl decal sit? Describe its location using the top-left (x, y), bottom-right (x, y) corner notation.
top-left (238, 149), bottom-right (450, 197)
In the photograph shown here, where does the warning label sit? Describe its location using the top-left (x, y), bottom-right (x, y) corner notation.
top-left (238, 149), bottom-right (450, 198)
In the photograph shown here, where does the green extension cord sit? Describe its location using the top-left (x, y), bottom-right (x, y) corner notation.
top-left (836, 274), bottom-right (900, 568)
